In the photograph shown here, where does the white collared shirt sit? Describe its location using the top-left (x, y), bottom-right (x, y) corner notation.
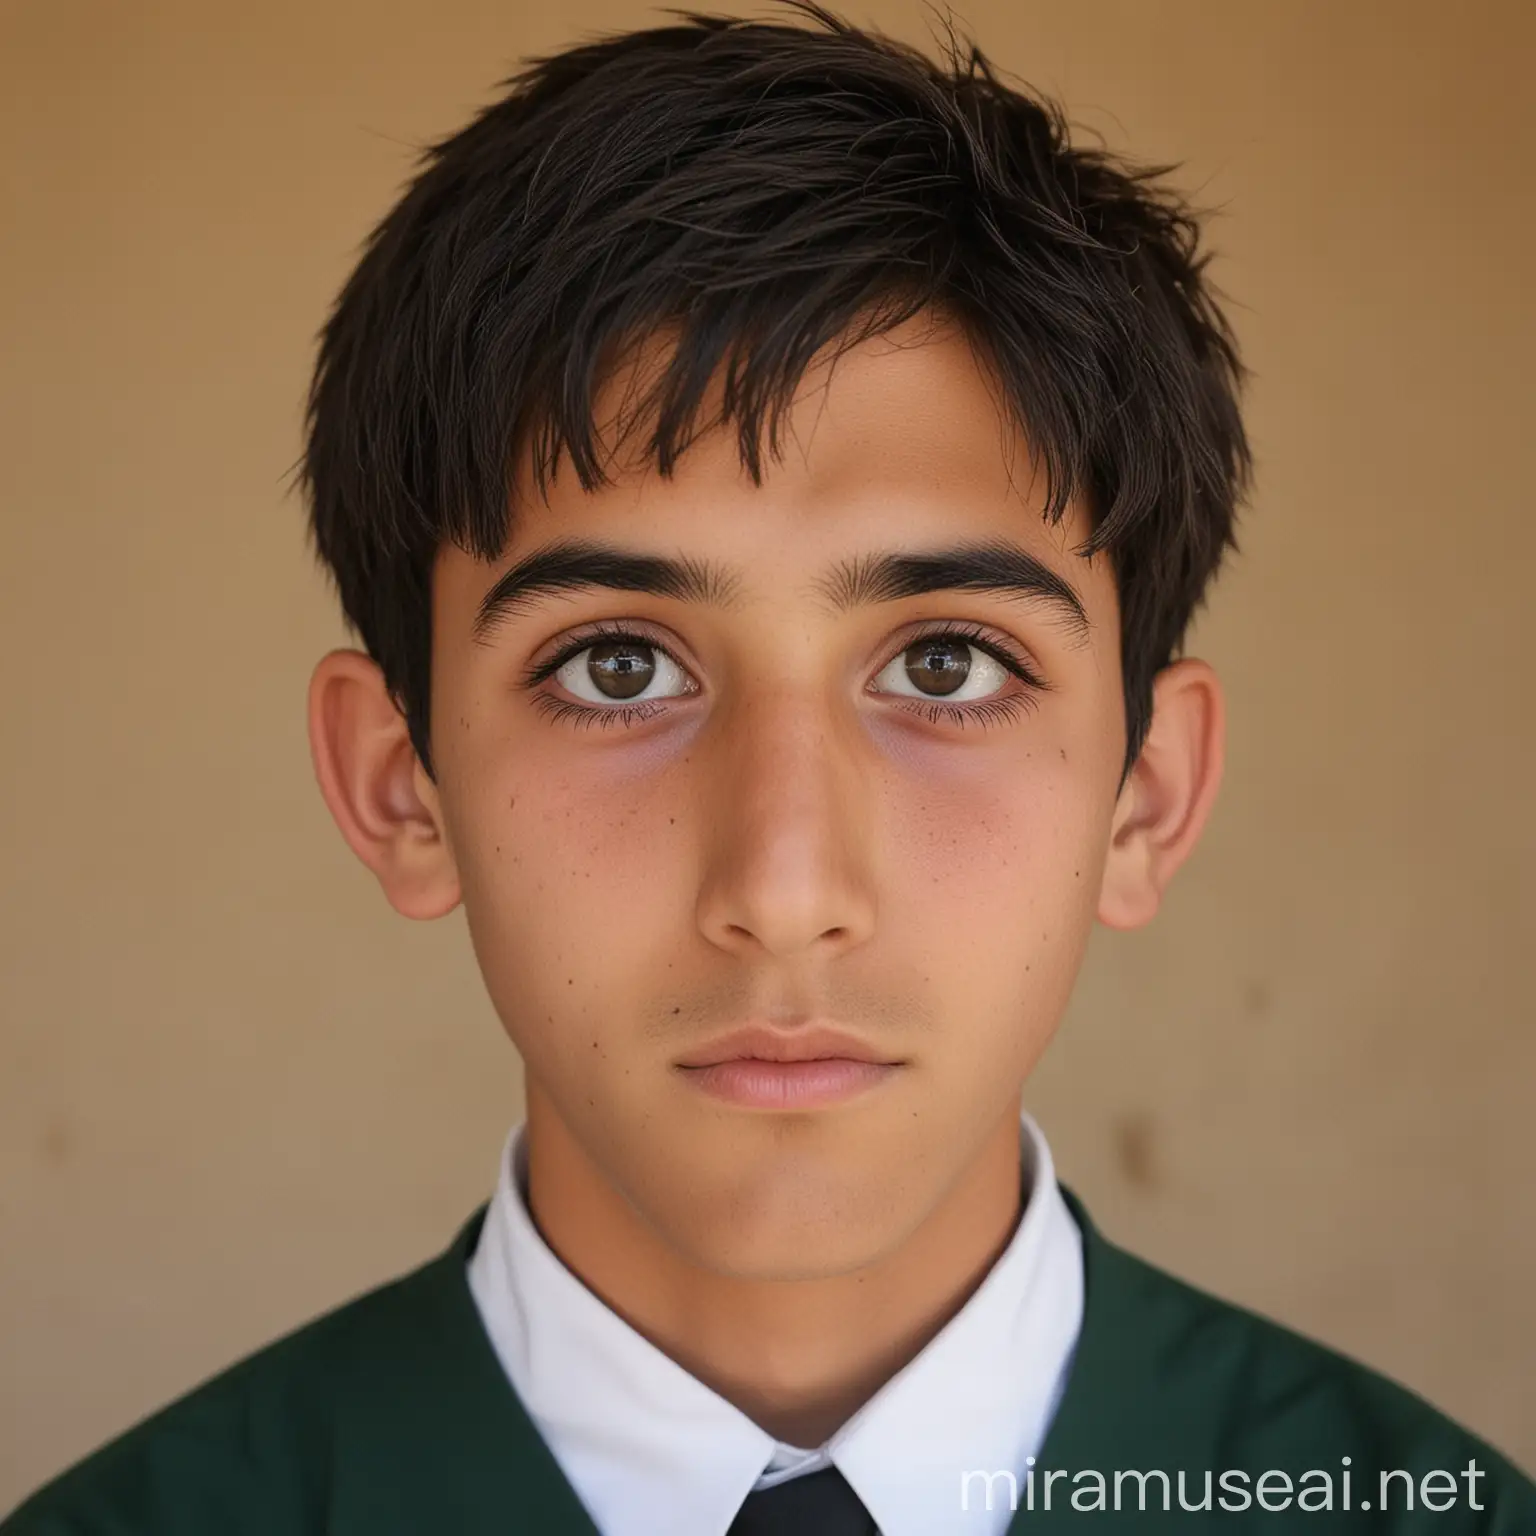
top-left (467, 1111), bottom-right (1083, 1536)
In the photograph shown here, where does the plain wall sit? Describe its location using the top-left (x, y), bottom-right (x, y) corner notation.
top-left (1, 0), bottom-right (1532, 1507)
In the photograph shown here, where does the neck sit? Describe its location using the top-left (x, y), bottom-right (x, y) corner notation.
top-left (522, 1093), bottom-right (1025, 1447)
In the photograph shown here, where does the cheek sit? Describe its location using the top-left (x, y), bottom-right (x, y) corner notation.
top-left (444, 741), bottom-right (693, 1048)
top-left (882, 747), bottom-right (1108, 1025)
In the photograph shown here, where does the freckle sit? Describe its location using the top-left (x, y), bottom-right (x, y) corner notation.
top-left (672, 1006), bottom-right (681, 1014)
top-left (1059, 748), bottom-right (1066, 760)
top-left (509, 795), bottom-right (516, 810)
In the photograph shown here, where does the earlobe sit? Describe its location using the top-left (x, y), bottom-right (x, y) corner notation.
top-left (1096, 658), bottom-right (1225, 931)
top-left (306, 649), bottom-right (462, 920)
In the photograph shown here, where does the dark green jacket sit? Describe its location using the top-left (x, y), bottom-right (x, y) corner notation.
top-left (5, 1191), bottom-right (1533, 1531)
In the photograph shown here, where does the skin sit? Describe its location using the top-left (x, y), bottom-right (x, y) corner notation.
top-left (308, 311), bottom-right (1224, 1445)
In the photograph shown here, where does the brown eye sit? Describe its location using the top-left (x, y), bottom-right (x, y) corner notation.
top-left (873, 635), bottom-right (1009, 703)
top-left (903, 638), bottom-right (971, 697)
top-left (585, 642), bottom-right (655, 700)
top-left (553, 639), bottom-right (693, 705)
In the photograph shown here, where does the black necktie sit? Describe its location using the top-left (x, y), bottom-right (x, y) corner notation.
top-left (727, 1464), bottom-right (881, 1534)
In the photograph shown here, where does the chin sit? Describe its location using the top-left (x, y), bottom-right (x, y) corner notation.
top-left (654, 1166), bottom-right (923, 1282)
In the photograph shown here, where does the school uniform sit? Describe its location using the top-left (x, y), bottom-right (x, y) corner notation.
top-left (4, 1115), bottom-right (1533, 1533)
top-left (465, 1114), bottom-right (1082, 1536)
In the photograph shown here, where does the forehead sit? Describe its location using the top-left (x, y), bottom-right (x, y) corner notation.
top-left (437, 312), bottom-right (1116, 626)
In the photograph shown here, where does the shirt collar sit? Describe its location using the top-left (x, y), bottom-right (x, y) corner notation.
top-left (467, 1112), bottom-right (1082, 1536)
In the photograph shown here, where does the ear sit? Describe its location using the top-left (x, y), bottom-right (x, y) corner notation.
top-left (1097, 657), bottom-right (1225, 930)
top-left (306, 649), bottom-right (461, 920)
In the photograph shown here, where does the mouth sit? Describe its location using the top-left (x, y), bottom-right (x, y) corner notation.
top-left (673, 1024), bottom-right (907, 1110)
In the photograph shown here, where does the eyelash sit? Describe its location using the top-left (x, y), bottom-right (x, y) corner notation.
top-left (521, 618), bottom-right (1048, 732)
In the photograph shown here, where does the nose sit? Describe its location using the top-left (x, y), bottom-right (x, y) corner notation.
top-left (693, 686), bottom-right (877, 962)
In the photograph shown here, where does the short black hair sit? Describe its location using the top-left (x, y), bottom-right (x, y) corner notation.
top-left (299, 1), bottom-right (1250, 783)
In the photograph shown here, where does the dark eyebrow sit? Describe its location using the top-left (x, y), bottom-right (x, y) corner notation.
top-left (815, 538), bottom-right (1090, 642)
top-left (472, 540), bottom-right (743, 641)
top-left (472, 535), bottom-right (1090, 643)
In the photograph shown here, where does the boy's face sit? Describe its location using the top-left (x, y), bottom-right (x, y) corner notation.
top-left (315, 313), bottom-right (1219, 1281)
top-left (308, 305), bottom-right (1222, 1277)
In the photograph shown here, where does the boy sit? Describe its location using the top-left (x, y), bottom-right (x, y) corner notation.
top-left (6, 4), bottom-right (1532, 1531)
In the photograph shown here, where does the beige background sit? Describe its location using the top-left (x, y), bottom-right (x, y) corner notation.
top-left (2, 0), bottom-right (1532, 1509)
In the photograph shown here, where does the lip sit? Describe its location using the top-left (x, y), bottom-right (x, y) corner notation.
top-left (673, 1025), bottom-right (906, 1110)
top-left (673, 1024), bottom-right (902, 1069)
